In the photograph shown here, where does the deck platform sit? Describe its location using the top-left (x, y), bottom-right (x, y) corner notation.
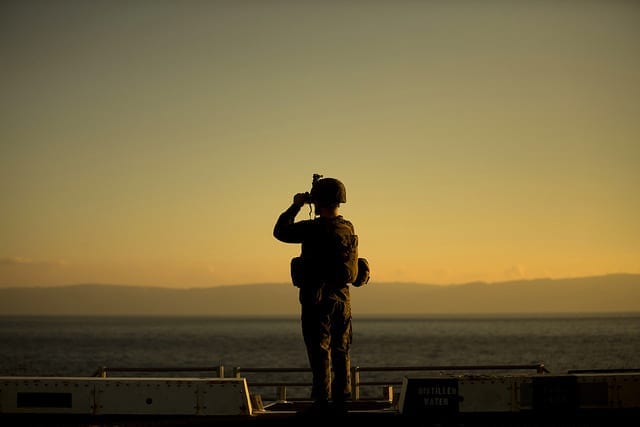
top-left (1, 367), bottom-right (639, 426)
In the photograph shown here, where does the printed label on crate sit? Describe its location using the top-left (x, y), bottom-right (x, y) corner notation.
top-left (399, 377), bottom-right (459, 416)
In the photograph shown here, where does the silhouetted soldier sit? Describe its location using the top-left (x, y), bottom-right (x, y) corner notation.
top-left (274, 175), bottom-right (369, 416)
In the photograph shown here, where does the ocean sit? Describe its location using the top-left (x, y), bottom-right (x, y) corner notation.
top-left (1, 314), bottom-right (639, 399)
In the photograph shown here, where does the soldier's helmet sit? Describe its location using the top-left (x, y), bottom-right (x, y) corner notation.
top-left (310, 177), bottom-right (347, 206)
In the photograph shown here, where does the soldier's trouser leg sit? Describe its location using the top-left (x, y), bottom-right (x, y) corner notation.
top-left (330, 299), bottom-right (352, 403)
top-left (301, 302), bottom-right (332, 401)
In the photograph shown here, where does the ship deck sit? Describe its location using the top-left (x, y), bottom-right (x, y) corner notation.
top-left (1, 364), bottom-right (639, 426)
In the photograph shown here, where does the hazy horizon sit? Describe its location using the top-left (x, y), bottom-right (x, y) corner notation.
top-left (1, 274), bottom-right (638, 316)
top-left (1, 271), bottom-right (638, 290)
top-left (2, 1), bottom-right (639, 294)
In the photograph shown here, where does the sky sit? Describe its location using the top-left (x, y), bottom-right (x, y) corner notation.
top-left (1, 0), bottom-right (639, 289)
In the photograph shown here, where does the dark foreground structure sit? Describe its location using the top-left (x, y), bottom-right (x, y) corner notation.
top-left (1, 364), bottom-right (639, 426)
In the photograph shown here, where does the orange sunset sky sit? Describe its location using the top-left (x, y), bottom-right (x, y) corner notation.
top-left (1, 0), bottom-right (639, 289)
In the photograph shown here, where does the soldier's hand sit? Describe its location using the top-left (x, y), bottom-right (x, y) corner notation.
top-left (293, 192), bottom-right (308, 207)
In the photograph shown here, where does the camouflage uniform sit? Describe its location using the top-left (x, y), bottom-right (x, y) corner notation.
top-left (273, 203), bottom-right (353, 404)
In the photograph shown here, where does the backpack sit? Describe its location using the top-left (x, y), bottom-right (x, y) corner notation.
top-left (352, 257), bottom-right (371, 287)
top-left (291, 217), bottom-right (369, 288)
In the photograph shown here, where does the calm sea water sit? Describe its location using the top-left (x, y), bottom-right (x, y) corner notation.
top-left (1, 314), bottom-right (639, 398)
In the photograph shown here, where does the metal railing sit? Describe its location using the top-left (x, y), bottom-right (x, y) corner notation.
top-left (92, 365), bottom-right (225, 378)
top-left (93, 362), bottom-right (549, 401)
top-left (233, 363), bottom-right (549, 401)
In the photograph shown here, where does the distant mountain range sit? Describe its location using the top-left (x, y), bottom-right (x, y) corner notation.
top-left (1, 274), bottom-right (638, 316)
